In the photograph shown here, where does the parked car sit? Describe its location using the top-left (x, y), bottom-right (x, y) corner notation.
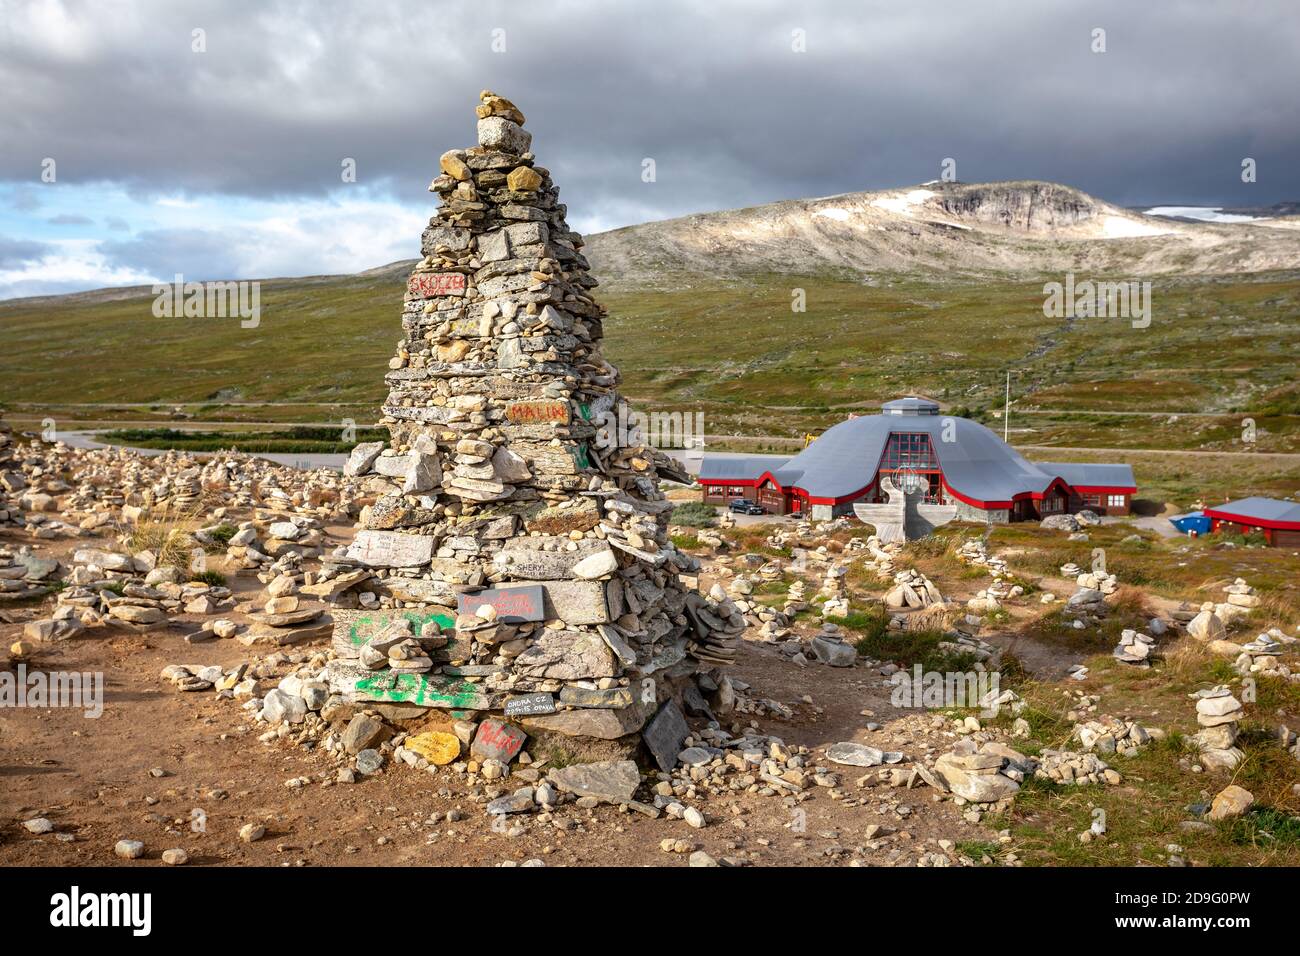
top-left (728, 499), bottom-right (765, 515)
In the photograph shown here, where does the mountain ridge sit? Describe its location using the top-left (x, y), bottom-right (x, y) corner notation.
top-left (2, 180), bottom-right (1297, 309)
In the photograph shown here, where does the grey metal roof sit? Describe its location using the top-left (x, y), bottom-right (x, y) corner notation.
top-left (1034, 461), bottom-right (1136, 491)
top-left (739, 413), bottom-right (1049, 502)
top-left (697, 454), bottom-right (792, 482)
top-left (696, 407), bottom-right (1135, 505)
top-left (881, 396), bottom-right (941, 416)
top-left (1206, 496), bottom-right (1300, 524)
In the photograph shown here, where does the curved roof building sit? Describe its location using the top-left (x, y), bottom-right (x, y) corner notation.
top-left (699, 397), bottom-right (1136, 523)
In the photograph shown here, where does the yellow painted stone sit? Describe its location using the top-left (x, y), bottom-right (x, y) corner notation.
top-left (405, 731), bottom-right (462, 766)
top-left (507, 166), bottom-right (542, 192)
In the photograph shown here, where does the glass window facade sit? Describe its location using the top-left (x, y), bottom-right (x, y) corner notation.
top-left (873, 432), bottom-right (944, 504)
top-left (878, 432), bottom-right (939, 471)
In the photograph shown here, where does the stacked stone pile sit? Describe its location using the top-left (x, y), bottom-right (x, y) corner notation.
top-left (230, 565), bottom-right (331, 647)
top-left (926, 738), bottom-right (1120, 807)
top-left (784, 579), bottom-right (808, 615)
top-left (320, 92), bottom-right (737, 746)
top-left (727, 573), bottom-right (754, 599)
top-left (808, 622), bottom-right (857, 666)
top-left (219, 515), bottom-right (329, 574)
top-left (1113, 627), bottom-right (1157, 664)
top-left (726, 579), bottom-right (793, 643)
top-left (984, 579), bottom-right (1023, 604)
top-left (956, 537), bottom-right (1008, 577)
top-left (1033, 749), bottom-right (1120, 786)
top-left (0, 545), bottom-right (59, 603)
top-left (1191, 685), bottom-right (1244, 770)
top-left (23, 545), bottom-right (238, 640)
top-left (885, 569), bottom-right (942, 610)
top-left (1076, 569), bottom-right (1118, 593)
top-left (934, 631), bottom-right (998, 663)
top-left (1214, 578), bottom-right (1259, 625)
top-left (1226, 629), bottom-right (1299, 680)
top-left (693, 526), bottom-right (726, 549)
top-left (863, 536), bottom-right (900, 574)
top-left (1064, 585), bottom-right (1108, 624)
top-left (965, 588), bottom-right (1001, 614)
top-left (1187, 601), bottom-right (1227, 642)
top-left (819, 564), bottom-right (846, 597)
top-left (2, 438), bottom-right (360, 537)
top-left (1074, 716), bottom-right (1158, 755)
top-left (927, 740), bottom-right (1025, 805)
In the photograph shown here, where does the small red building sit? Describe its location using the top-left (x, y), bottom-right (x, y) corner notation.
top-left (1203, 497), bottom-right (1300, 547)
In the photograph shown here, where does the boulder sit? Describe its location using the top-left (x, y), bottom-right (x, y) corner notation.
top-left (1208, 785), bottom-right (1253, 821)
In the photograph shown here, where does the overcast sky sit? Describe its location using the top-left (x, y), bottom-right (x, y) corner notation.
top-left (1, 0), bottom-right (1297, 299)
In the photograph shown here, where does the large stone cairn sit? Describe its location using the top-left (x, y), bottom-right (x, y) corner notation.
top-left (329, 92), bottom-right (742, 741)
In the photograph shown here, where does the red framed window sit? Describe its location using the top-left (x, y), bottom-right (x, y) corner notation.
top-left (875, 433), bottom-right (944, 503)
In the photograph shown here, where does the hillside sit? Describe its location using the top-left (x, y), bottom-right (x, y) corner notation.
top-left (583, 181), bottom-right (1300, 283)
top-left (2, 180), bottom-right (1298, 462)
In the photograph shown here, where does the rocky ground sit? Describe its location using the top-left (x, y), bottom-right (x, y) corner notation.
top-left (3, 427), bottom-right (1299, 868)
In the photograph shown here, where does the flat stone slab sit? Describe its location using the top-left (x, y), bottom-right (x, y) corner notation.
top-left (331, 607), bottom-right (458, 660)
top-left (326, 659), bottom-right (500, 711)
top-left (504, 400), bottom-right (570, 424)
top-left (404, 731), bottom-right (462, 765)
top-left (462, 580), bottom-right (611, 626)
top-left (522, 702), bottom-right (648, 740)
top-left (384, 577), bottom-right (458, 606)
top-left (504, 692), bottom-right (556, 717)
top-left (470, 719), bottom-right (527, 763)
top-left (513, 629), bottom-right (616, 680)
top-left (458, 584), bottom-right (546, 623)
top-left (547, 759), bottom-right (640, 804)
top-left (496, 538), bottom-right (606, 580)
top-left (559, 686), bottom-right (635, 709)
top-left (238, 619), bottom-right (334, 646)
top-left (345, 530), bottom-right (435, 568)
top-left (642, 700), bottom-right (690, 772)
top-left (247, 606), bottom-right (323, 627)
top-left (826, 742), bottom-right (886, 767)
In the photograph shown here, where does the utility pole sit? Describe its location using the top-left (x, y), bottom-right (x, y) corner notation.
top-left (1004, 370), bottom-right (1010, 443)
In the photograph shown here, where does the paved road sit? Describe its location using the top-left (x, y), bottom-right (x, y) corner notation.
top-left (58, 432), bottom-right (348, 471)
top-left (10, 418), bottom-right (358, 430)
top-left (1015, 444), bottom-right (1300, 462)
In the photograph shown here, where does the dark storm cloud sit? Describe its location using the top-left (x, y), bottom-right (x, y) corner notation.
top-left (0, 236), bottom-right (52, 268)
top-left (99, 228), bottom-right (243, 281)
top-left (1, 0), bottom-right (1297, 229)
